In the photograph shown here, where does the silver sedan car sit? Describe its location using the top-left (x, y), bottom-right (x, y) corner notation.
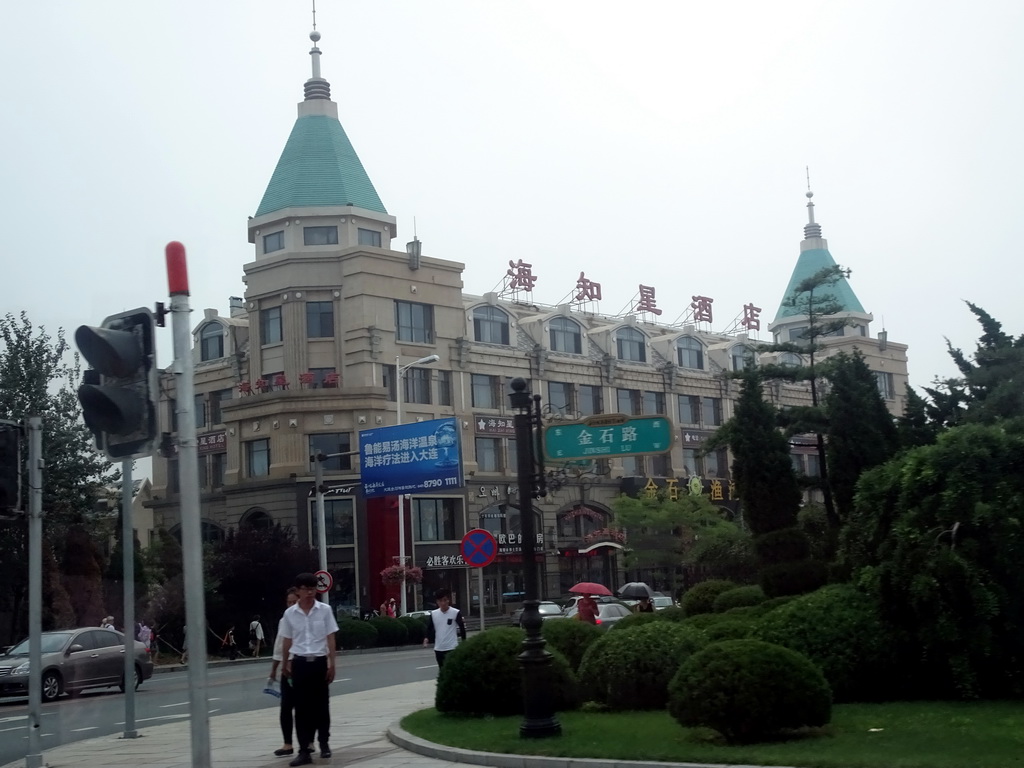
top-left (0, 627), bottom-right (154, 702)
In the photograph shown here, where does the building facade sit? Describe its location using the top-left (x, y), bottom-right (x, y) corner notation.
top-left (148, 30), bottom-right (909, 617)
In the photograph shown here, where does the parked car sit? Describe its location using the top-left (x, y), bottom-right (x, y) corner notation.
top-left (511, 601), bottom-right (565, 627)
top-left (0, 627), bottom-right (154, 702)
top-left (562, 600), bottom-right (633, 628)
top-left (403, 610), bottom-right (432, 620)
top-left (652, 595), bottom-right (676, 610)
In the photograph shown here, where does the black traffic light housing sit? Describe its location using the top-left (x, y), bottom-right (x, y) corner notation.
top-left (0, 421), bottom-right (21, 513)
top-left (75, 308), bottom-right (158, 459)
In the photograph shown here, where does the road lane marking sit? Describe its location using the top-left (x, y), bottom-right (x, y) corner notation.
top-left (0, 726), bottom-right (25, 733)
top-left (415, 665), bottom-right (436, 670)
top-left (117, 714), bottom-right (189, 724)
top-left (71, 727), bottom-right (99, 732)
top-left (0, 716), bottom-right (26, 724)
top-left (160, 701), bottom-right (189, 708)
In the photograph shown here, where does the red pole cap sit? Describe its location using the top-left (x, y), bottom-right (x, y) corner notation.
top-left (165, 241), bottom-right (189, 296)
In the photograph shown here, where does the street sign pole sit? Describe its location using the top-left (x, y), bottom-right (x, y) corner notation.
top-left (121, 459), bottom-right (138, 739)
top-left (313, 455), bottom-right (328, 603)
top-left (460, 529), bottom-right (497, 632)
top-left (25, 417), bottom-right (42, 768)
top-left (166, 242), bottom-right (211, 768)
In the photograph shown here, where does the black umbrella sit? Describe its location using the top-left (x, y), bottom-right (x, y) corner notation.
top-left (617, 582), bottom-right (654, 599)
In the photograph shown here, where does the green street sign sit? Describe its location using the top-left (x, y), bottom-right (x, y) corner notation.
top-left (544, 414), bottom-right (673, 461)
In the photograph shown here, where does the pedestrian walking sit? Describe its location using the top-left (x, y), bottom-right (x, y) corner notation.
top-left (422, 588), bottom-right (466, 668)
top-left (100, 616), bottom-right (115, 630)
top-left (249, 614), bottom-right (265, 657)
top-left (577, 595), bottom-right (599, 625)
top-left (269, 588), bottom-right (301, 757)
top-left (180, 624), bottom-right (188, 665)
top-left (280, 572), bottom-right (338, 766)
top-left (221, 625), bottom-right (239, 660)
top-left (138, 620), bottom-right (153, 651)
top-left (380, 597), bottom-right (397, 618)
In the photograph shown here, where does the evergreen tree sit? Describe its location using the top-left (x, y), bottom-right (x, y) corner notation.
top-left (42, 536), bottom-right (75, 630)
top-left (822, 351), bottom-right (899, 520)
top-left (897, 387), bottom-right (940, 449)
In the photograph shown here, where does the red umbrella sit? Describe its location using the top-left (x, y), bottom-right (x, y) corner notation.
top-left (568, 582), bottom-right (612, 596)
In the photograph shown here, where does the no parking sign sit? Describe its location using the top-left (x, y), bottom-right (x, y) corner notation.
top-left (460, 528), bottom-right (497, 568)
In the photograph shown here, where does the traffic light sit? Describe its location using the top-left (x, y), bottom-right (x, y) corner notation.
top-left (75, 308), bottom-right (158, 459)
top-left (0, 422), bottom-right (21, 513)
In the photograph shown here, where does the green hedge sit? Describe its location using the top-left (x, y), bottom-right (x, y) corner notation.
top-left (399, 615), bottom-right (427, 644)
top-left (541, 618), bottom-right (603, 672)
top-left (668, 639), bottom-right (831, 743)
top-left (713, 585), bottom-right (766, 613)
top-left (435, 627), bottom-right (579, 716)
top-left (368, 616), bottom-right (409, 646)
top-left (752, 584), bottom-right (896, 702)
top-left (336, 619), bottom-right (378, 650)
top-left (579, 622), bottom-right (708, 711)
top-left (681, 580), bottom-right (738, 617)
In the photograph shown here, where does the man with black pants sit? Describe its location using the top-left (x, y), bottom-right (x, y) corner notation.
top-left (422, 588), bottom-right (466, 668)
top-left (281, 573), bottom-right (339, 766)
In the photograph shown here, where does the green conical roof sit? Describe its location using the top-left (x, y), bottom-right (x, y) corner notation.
top-left (773, 246), bottom-right (866, 322)
top-left (255, 114), bottom-right (387, 217)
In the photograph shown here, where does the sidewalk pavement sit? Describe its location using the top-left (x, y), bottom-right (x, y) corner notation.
top-left (2, 678), bottom-right (445, 768)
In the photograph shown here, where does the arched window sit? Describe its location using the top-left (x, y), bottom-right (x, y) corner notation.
top-left (778, 352), bottom-right (802, 368)
top-left (200, 323), bottom-right (225, 361)
top-left (731, 345), bottom-right (755, 371)
top-left (472, 306), bottom-right (510, 345)
top-left (241, 508), bottom-right (273, 529)
top-left (616, 327), bottom-right (646, 362)
top-left (549, 317), bottom-right (582, 354)
top-left (676, 336), bottom-right (704, 370)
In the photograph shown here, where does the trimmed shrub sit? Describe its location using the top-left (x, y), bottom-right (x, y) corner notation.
top-left (541, 618), bottom-right (603, 672)
top-left (713, 585), bottom-right (766, 613)
top-left (704, 619), bottom-right (756, 642)
top-left (680, 612), bottom-right (741, 631)
top-left (754, 527), bottom-right (811, 564)
top-left (611, 611), bottom-right (661, 633)
top-left (752, 584), bottom-right (897, 702)
top-left (436, 627), bottom-right (579, 716)
top-left (579, 622), bottom-right (708, 710)
top-left (368, 616), bottom-right (409, 647)
top-left (681, 580), bottom-right (738, 617)
top-left (654, 606), bottom-right (687, 623)
top-left (668, 639), bottom-right (832, 743)
top-left (398, 615), bottom-right (426, 644)
top-left (336, 619), bottom-right (378, 650)
top-left (760, 559), bottom-right (827, 598)
top-left (723, 605), bottom-right (770, 620)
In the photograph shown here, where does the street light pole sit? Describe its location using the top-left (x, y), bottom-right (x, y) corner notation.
top-left (395, 353), bottom-right (439, 615)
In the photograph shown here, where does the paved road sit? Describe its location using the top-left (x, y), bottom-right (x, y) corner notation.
top-left (0, 646), bottom-right (438, 767)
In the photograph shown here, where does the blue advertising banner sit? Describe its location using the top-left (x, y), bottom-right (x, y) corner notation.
top-left (359, 417), bottom-right (464, 498)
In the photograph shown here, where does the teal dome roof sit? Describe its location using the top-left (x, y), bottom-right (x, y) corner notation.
top-left (255, 114), bottom-right (387, 218)
top-left (773, 246), bottom-right (865, 322)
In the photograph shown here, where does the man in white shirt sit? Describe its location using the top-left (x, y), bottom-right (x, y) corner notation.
top-left (422, 588), bottom-right (466, 668)
top-left (249, 614), bottom-right (265, 657)
top-left (269, 589), bottom-right (300, 757)
top-left (281, 573), bottom-right (339, 766)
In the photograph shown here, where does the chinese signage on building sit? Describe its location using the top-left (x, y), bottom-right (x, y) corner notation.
top-left (474, 415), bottom-right (516, 435)
top-left (544, 415), bottom-right (673, 461)
top-left (197, 430), bottom-right (227, 455)
top-left (359, 417), bottom-right (464, 498)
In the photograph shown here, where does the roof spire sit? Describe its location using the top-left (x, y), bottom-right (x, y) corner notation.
top-left (803, 166), bottom-right (822, 239)
top-left (304, 0), bottom-right (331, 101)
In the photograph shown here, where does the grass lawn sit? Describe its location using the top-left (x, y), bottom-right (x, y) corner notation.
top-left (402, 701), bottom-right (1024, 768)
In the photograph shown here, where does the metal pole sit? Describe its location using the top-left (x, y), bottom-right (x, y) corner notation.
top-left (120, 459), bottom-right (138, 738)
top-left (509, 379), bottom-right (559, 738)
top-left (477, 567), bottom-right (484, 630)
top-left (395, 356), bottom-right (407, 615)
top-left (25, 417), bottom-right (43, 768)
top-left (314, 455), bottom-right (328, 603)
top-left (166, 242), bottom-right (211, 768)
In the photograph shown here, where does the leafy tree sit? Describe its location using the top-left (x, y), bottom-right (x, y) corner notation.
top-left (923, 302), bottom-right (1024, 428)
top-left (42, 537), bottom-right (75, 630)
top-left (104, 531), bottom-right (151, 627)
top-left (822, 351), bottom-right (899, 520)
top-left (839, 423), bottom-right (1024, 698)
top-left (0, 313), bottom-right (117, 641)
top-left (612, 491), bottom-right (748, 595)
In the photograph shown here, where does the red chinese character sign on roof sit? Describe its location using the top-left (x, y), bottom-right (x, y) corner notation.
top-left (633, 285), bottom-right (662, 316)
top-left (506, 259), bottom-right (537, 291)
top-left (574, 272), bottom-right (602, 302)
top-left (741, 303), bottom-right (762, 332)
top-left (690, 295), bottom-right (713, 324)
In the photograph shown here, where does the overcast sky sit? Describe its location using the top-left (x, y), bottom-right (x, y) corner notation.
top-left (4, 1), bottom-right (1023, 398)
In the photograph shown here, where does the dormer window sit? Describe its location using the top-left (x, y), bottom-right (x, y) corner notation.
top-left (549, 317), bottom-right (582, 354)
top-left (731, 345), bottom-right (755, 371)
top-left (200, 323), bottom-right (224, 361)
top-left (676, 336), bottom-right (704, 370)
top-left (616, 327), bottom-right (646, 362)
top-left (263, 231), bottom-right (284, 254)
top-left (472, 306), bottom-right (510, 345)
top-left (357, 228), bottom-right (382, 247)
top-left (303, 226), bottom-right (338, 246)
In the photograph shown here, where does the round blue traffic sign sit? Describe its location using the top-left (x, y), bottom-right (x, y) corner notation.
top-left (460, 528), bottom-right (497, 568)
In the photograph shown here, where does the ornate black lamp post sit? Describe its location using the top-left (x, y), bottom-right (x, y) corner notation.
top-left (509, 377), bottom-right (561, 738)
